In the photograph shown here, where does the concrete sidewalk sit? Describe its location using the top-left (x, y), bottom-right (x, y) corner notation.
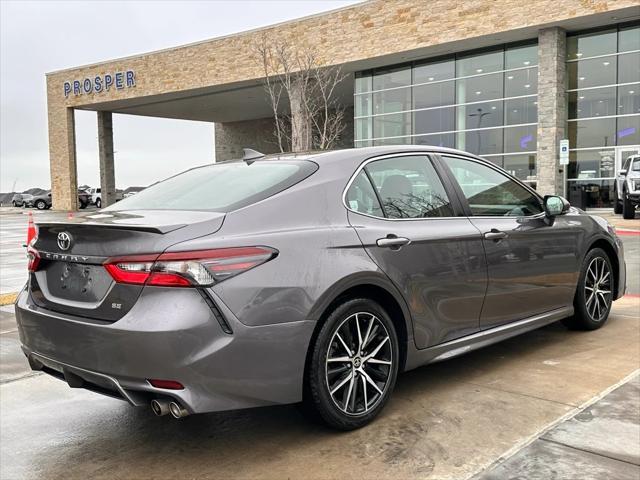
top-left (478, 373), bottom-right (640, 479)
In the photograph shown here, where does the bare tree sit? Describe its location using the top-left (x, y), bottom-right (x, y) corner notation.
top-left (255, 34), bottom-right (347, 153)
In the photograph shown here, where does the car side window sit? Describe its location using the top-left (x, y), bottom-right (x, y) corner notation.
top-left (363, 155), bottom-right (454, 218)
top-left (443, 156), bottom-right (543, 217)
top-left (345, 170), bottom-right (384, 217)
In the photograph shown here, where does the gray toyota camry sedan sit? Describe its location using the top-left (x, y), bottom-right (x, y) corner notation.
top-left (15, 146), bottom-right (626, 429)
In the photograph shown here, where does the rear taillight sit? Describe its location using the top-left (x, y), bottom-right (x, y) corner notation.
top-left (27, 246), bottom-right (40, 272)
top-left (26, 213), bottom-right (40, 272)
top-left (104, 247), bottom-right (277, 287)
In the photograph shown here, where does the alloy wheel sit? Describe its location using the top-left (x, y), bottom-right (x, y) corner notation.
top-left (584, 257), bottom-right (612, 322)
top-left (325, 312), bottom-right (393, 416)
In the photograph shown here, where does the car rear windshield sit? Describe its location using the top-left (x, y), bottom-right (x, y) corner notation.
top-left (105, 160), bottom-right (318, 212)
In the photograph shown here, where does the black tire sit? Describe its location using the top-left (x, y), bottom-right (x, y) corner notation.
top-left (563, 248), bottom-right (613, 331)
top-left (95, 198), bottom-right (102, 209)
top-left (35, 200), bottom-right (46, 210)
top-left (12, 201), bottom-right (17, 207)
top-left (79, 201), bottom-right (87, 209)
top-left (622, 192), bottom-right (635, 219)
top-left (613, 199), bottom-right (623, 214)
top-left (305, 297), bottom-right (399, 430)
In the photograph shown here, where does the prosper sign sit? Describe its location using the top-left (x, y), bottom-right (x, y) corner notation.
top-left (64, 71), bottom-right (135, 98)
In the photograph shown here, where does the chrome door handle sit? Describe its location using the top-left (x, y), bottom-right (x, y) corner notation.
top-left (484, 229), bottom-right (508, 241)
top-left (376, 236), bottom-right (411, 249)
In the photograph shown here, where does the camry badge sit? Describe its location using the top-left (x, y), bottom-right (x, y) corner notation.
top-left (57, 232), bottom-right (72, 251)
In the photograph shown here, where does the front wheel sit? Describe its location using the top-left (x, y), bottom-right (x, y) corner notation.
top-left (95, 198), bottom-right (101, 209)
top-left (305, 298), bottom-right (399, 430)
top-left (614, 199), bottom-right (623, 214)
top-left (563, 248), bottom-right (613, 331)
top-left (622, 193), bottom-right (635, 219)
top-left (35, 200), bottom-right (46, 210)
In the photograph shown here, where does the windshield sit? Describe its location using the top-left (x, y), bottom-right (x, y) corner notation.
top-left (105, 160), bottom-right (318, 212)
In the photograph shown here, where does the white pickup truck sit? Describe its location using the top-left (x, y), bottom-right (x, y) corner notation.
top-left (85, 187), bottom-right (123, 208)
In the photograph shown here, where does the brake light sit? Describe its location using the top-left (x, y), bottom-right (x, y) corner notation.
top-left (104, 247), bottom-right (277, 287)
top-left (26, 212), bottom-right (37, 246)
top-left (26, 213), bottom-right (40, 272)
top-left (27, 246), bottom-right (40, 272)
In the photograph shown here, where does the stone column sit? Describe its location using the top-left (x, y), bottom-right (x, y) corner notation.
top-left (48, 105), bottom-right (78, 211)
top-left (537, 27), bottom-right (567, 197)
top-left (97, 111), bottom-right (117, 207)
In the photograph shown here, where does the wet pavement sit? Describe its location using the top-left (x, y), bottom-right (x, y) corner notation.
top-left (1, 295), bottom-right (638, 480)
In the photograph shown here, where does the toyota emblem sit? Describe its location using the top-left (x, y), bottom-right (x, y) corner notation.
top-left (57, 232), bottom-right (72, 251)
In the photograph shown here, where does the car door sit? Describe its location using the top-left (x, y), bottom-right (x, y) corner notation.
top-left (345, 153), bottom-right (487, 349)
top-left (438, 154), bottom-right (580, 329)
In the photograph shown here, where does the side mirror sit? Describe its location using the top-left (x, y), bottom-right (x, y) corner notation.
top-left (544, 195), bottom-right (570, 217)
top-left (619, 169), bottom-right (627, 176)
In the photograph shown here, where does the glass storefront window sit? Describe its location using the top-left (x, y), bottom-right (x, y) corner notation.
top-left (413, 59), bottom-right (455, 84)
top-left (355, 74), bottom-right (372, 94)
top-left (413, 132), bottom-right (455, 148)
top-left (504, 68), bottom-right (538, 97)
top-left (618, 25), bottom-right (640, 53)
top-left (414, 107), bottom-right (455, 135)
top-left (456, 72), bottom-right (503, 103)
top-left (456, 50), bottom-right (504, 77)
top-left (505, 97), bottom-right (537, 125)
top-left (460, 128), bottom-right (503, 156)
top-left (373, 136), bottom-right (410, 146)
top-left (413, 81), bottom-right (454, 109)
top-left (372, 66), bottom-right (411, 91)
top-left (568, 179), bottom-right (615, 209)
top-left (373, 113), bottom-right (410, 139)
top-left (618, 86), bottom-right (639, 115)
top-left (567, 55), bottom-right (617, 89)
top-left (568, 149), bottom-right (616, 179)
top-left (457, 101), bottom-right (503, 130)
top-left (617, 115), bottom-right (640, 146)
top-left (355, 93), bottom-right (371, 117)
top-left (503, 154), bottom-right (537, 181)
top-left (505, 44), bottom-right (538, 69)
top-left (569, 118), bottom-right (617, 148)
top-left (504, 125), bottom-right (537, 153)
top-left (356, 118), bottom-right (372, 142)
top-left (372, 88), bottom-right (411, 115)
top-left (618, 51), bottom-right (640, 84)
top-left (568, 87), bottom-right (617, 119)
top-left (567, 29), bottom-right (617, 60)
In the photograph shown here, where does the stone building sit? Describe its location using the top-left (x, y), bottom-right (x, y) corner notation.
top-left (46, 0), bottom-right (639, 210)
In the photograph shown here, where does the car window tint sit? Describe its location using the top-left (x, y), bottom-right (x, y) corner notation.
top-left (346, 170), bottom-right (384, 217)
top-left (105, 160), bottom-right (317, 212)
top-left (443, 156), bottom-right (543, 216)
top-left (364, 155), bottom-right (454, 218)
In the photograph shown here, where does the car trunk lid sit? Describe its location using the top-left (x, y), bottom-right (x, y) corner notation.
top-left (29, 210), bottom-right (225, 321)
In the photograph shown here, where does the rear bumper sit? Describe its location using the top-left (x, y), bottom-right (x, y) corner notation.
top-left (15, 287), bottom-right (315, 413)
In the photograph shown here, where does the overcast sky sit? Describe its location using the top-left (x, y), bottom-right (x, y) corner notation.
top-left (0, 0), bottom-right (361, 192)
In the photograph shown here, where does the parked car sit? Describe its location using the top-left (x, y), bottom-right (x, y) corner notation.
top-left (614, 154), bottom-right (639, 219)
top-left (28, 191), bottom-right (52, 210)
top-left (11, 193), bottom-right (33, 207)
top-left (86, 187), bottom-right (123, 208)
top-left (15, 146), bottom-right (625, 430)
top-left (28, 190), bottom-right (90, 210)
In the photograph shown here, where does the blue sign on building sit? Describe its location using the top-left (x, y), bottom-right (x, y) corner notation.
top-left (64, 70), bottom-right (135, 98)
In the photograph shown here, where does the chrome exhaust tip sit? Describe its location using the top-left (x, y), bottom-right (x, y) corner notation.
top-left (151, 399), bottom-right (170, 416)
top-left (169, 401), bottom-right (189, 419)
